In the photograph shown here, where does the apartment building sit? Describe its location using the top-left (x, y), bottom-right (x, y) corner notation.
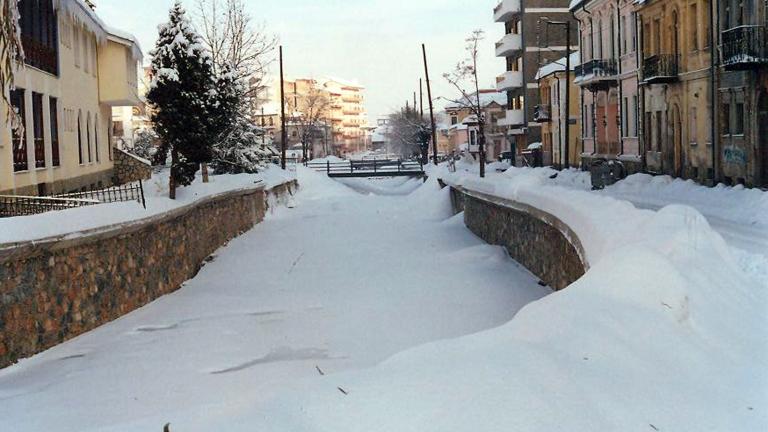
top-left (1, 0), bottom-right (142, 195)
top-left (266, 77), bottom-right (369, 157)
top-left (716, 0), bottom-right (768, 187)
top-left (535, 51), bottom-right (582, 167)
top-left (571, 0), bottom-right (641, 173)
top-left (493, 0), bottom-right (578, 152)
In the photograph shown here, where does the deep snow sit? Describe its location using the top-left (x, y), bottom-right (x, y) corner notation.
top-left (0, 167), bottom-right (549, 431)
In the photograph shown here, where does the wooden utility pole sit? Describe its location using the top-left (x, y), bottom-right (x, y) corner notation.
top-left (422, 44), bottom-right (438, 165)
top-left (279, 46), bottom-right (287, 170)
top-left (419, 79), bottom-right (424, 118)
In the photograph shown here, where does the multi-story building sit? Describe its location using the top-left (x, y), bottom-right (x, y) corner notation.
top-left (635, 0), bottom-right (714, 182)
top-left (717, 0), bottom-right (768, 187)
top-left (266, 77), bottom-right (369, 157)
top-left (535, 51), bottom-right (582, 167)
top-left (444, 90), bottom-right (508, 160)
top-left (571, 0), bottom-right (641, 173)
top-left (493, 0), bottom-right (578, 153)
top-left (1, 0), bottom-right (142, 195)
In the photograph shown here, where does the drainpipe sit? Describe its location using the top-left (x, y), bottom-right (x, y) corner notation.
top-left (708, 0), bottom-right (719, 185)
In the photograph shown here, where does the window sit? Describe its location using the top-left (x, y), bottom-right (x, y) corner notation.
top-left (631, 13), bottom-right (638, 52)
top-left (451, 115), bottom-right (458, 125)
top-left (722, 102), bottom-right (731, 135)
top-left (598, 19), bottom-right (604, 58)
top-left (583, 105), bottom-right (588, 137)
top-left (690, 4), bottom-right (699, 51)
top-left (18, 0), bottom-right (59, 75)
top-left (633, 95), bottom-right (639, 137)
top-left (11, 89), bottom-right (28, 172)
top-left (83, 31), bottom-right (90, 74)
top-left (734, 103), bottom-right (744, 134)
top-left (50, 98), bottom-right (60, 167)
top-left (78, 111), bottom-right (84, 164)
top-left (92, 38), bottom-right (98, 77)
top-left (655, 111), bottom-right (663, 151)
top-left (622, 15), bottom-right (628, 55)
top-left (622, 97), bottom-right (629, 137)
top-left (32, 92), bottom-right (45, 168)
top-left (87, 113), bottom-right (93, 163)
top-left (95, 114), bottom-right (100, 163)
top-left (653, 19), bottom-right (661, 55)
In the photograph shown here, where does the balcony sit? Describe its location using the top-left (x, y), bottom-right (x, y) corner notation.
top-left (641, 54), bottom-right (680, 84)
top-left (22, 36), bottom-right (58, 75)
top-left (721, 25), bottom-right (768, 70)
top-left (574, 59), bottom-right (618, 90)
top-left (497, 109), bottom-right (525, 127)
top-left (495, 33), bottom-right (522, 57)
top-left (496, 71), bottom-right (523, 91)
top-left (533, 104), bottom-right (551, 122)
top-left (493, 0), bottom-right (521, 23)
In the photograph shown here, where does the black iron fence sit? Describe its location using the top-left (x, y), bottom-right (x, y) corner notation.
top-left (307, 159), bottom-right (424, 177)
top-left (575, 59), bottom-right (618, 79)
top-left (721, 25), bottom-right (768, 67)
top-left (642, 54), bottom-right (680, 81)
top-left (0, 182), bottom-right (146, 218)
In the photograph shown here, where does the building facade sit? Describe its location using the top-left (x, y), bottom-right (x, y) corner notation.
top-left (717, 0), bottom-right (768, 187)
top-left (444, 90), bottom-right (508, 160)
top-left (494, 0), bottom-right (578, 153)
top-left (1, 0), bottom-right (142, 195)
top-left (536, 51), bottom-right (582, 167)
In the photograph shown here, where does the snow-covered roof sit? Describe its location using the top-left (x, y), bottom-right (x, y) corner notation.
top-left (535, 51), bottom-right (581, 80)
top-left (444, 90), bottom-right (507, 110)
top-left (53, 0), bottom-right (143, 61)
top-left (324, 77), bottom-right (365, 89)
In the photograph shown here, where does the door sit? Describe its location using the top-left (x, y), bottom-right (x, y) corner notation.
top-left (673, 106), bottom-right (683, 177)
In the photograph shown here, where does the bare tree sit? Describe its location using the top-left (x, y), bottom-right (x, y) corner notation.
top-left (288, 85), bottom-right (330, 161)
top-left (443, 29), bottom-right (487, 177)
top-left (1, 0), bottom-right (23, 126)
top-left (195, 0), bottom-right (277, 113)
top-left (386, 105), bottom-right (428, 160)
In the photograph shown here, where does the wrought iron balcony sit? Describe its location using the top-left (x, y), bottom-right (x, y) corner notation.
top-left (721, 25), bottom-right (768, 70)
top-left (22, 36), bottom-right (58, 75)
top-left (574, 59), bottom-right (618, 90)
top-left (641, 54), bottom-right (680, 84)
top-left (533, 104), bottom-right (551, 122)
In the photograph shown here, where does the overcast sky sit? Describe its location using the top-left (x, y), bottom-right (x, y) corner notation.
top-left (96, 0), bottom-right (505, 121)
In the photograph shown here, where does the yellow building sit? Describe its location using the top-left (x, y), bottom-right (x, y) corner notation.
top-left (1, 0), bottom-right (142, 195)
top-left (636, 0), bottom-right (713, 181)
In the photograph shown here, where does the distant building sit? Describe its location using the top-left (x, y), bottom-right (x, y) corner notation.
top-left (1, 0), bottom-right (142, 195)
top-left (444, 89), bottom-right (508, 160)
top-left (493, 0), bottom-right (578, 151)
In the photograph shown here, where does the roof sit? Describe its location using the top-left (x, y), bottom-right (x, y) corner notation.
top-left (535, 51), bottom-right (581, 80)
top-left (444, 90), bottom-right (507, 110)
top-left (54, 0), bottom-right (143, 61)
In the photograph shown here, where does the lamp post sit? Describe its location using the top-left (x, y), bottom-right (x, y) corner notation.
top-left (544, 19), bottom-right (572, 169)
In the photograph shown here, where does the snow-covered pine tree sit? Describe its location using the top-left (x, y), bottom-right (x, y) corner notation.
top-left (146, 0), bottom-right (218, 198)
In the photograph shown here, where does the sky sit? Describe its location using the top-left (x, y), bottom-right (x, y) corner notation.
top-left (95, 0), bottom-right (505, 121)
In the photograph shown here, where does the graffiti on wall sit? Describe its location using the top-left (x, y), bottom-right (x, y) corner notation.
top-left (723, 146), bottom-right (747, 166)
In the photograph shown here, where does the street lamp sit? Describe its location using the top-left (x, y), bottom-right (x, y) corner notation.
top-left (543, 18), bottom-right (572, 170)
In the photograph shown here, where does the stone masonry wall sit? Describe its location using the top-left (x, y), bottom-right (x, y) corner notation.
top-left (113, 148), bottom-right (152, 185)
top-left (447, 185), bottom-right (587, 290)
top-left (0, 180), bottom-right (297, 368)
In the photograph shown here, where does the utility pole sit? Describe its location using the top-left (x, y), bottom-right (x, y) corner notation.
top-left (279, 46), bottom-right (287, 170)
top-left (422, 44), bottom-right (438, 165)
top-left (419, 79), bottom-right (424, 118)
top-left (545, 20), bottom-right (572, 169)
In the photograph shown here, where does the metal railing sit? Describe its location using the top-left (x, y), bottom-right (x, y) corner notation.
top-left (307, 159), bottom-right (424, 177)
top-left (721, 25), bottom-right (768, 67)
top-left (0, 182), bottom-right (146, 218)
top-left (22, 36), bottom-right (58, 75)
top-left (575, 59), bottom-right (618, 79)
top-left (642, 54), bottom-right (680, 81)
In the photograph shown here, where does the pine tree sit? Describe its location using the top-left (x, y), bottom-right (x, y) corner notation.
top-left (147, 0), bottom-right (218, 198)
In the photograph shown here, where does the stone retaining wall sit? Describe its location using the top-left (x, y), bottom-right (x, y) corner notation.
top-left (0, 180), bottom-right (297, 368)
top-left (446, 184), bottom-right (587, 291)
top-left (113, 148), bottom-right (152, 185)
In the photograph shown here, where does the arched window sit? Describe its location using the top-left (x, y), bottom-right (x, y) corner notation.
top-left (77, 111), bottom-right (84, 164)
top-left (86, 113), bottom-right (92, 163)
top-left (672, 11), bottom-right (680, 57)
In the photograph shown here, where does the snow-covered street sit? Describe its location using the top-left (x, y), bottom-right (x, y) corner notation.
top-left (0, 168), bottom-right (549, 431)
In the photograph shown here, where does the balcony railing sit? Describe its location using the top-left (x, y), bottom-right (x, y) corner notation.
top-left (533, 104), bottom-right (551, 122)
top-left (721, 25), bottom-right (768, 69)
top-left (574, 59), bottom-right (618, 89)
top-left (493, 0), bottom-right (521, 23)
top-left (22, 36), bottom-right (58, 75)
top-left (641, 54), bottom-right (680, 84)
